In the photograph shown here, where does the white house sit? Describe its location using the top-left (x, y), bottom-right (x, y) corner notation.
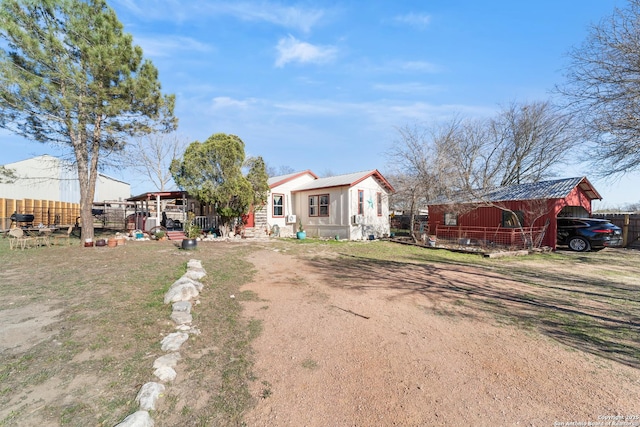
top-left (260, 169), bottom-right (395, 240)
top-left (0, 155), bottom-right (130, 203)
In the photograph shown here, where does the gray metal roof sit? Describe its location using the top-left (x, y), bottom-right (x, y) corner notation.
top-left (291, 170), bottom-right (394, 192)
top-left (431, 177), bottom-right (601, 205)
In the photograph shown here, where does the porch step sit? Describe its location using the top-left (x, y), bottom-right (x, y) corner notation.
top-left (166, 231), bottom-right (186, 240)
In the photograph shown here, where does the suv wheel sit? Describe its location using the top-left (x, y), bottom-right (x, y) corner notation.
top-left (568, 236), bottom-right (590, 252)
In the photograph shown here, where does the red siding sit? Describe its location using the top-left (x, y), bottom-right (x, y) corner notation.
top-left (428, 186), bottom-right (594, 250)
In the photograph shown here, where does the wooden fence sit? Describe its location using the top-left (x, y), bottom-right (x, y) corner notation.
top-left (593, 213), bottom-right (640, 249)
top-left (1, 197), bottom-right (80, 230)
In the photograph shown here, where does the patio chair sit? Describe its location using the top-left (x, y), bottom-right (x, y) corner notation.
top-left (8, 228), bottom-right (36, 250)
top-left (52, 226), bottom-right (73, 246)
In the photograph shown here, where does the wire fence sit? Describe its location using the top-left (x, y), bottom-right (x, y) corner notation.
top-left (432, 224), bottom-right (548, 251)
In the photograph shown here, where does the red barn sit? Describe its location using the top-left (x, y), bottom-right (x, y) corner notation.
top-left (427, 177), bottom-right (602, 250)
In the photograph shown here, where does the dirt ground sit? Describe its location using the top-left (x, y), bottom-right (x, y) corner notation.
top-left (241, 247), bottom-right (640, 426)
top-left (2, 241), bottom-right (640, 426)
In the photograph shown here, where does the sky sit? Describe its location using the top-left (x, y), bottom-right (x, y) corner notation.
top-left (2, 0), bottom-right (638, 209)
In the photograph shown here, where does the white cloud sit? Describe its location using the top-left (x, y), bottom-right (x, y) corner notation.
top-left (215, 2), bottom-right (325, 33)
top-left (372, 82), bottom-right (443, 94)
top-left (113, 1), bottom-right (325, 33)
top-left (134, 36), bottom-right (213, 57)
top-left (275, 35), bottom-right (337, 67)
top-left (393, 12), bottom-right (432, 30)
top-left (210, 96), bottom-right (257, 109)
top-left (400, 61), bottom-right (440, 73)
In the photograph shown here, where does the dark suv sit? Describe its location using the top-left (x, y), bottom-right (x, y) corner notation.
top-left (557, 217), bottom-right (623, 252)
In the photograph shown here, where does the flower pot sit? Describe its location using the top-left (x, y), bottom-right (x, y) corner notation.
top-left (296, 231), bottom-right (306, 240)
top-left (95, 239), bottom-right (106, 247)
top-left (181, 238), bottom-right (198, 250)
top-left (107, 238), bottom-right (117, 248)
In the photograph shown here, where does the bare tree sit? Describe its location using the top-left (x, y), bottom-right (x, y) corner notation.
top-left (558, 0), bottom-right (640, 176)
top-left (490, 101), bottom-right (575, 185)
top-left (125, 133), bottom-right (187, 191)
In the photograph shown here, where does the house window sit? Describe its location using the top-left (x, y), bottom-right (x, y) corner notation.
top-left (358, 190), bottom-right (364, 215)
top-left (309, 196), bottom-right (317, 216)
top-left (502, 210), bottom-right (524, 228)
top-left (309, 194), bottom-right (330, 217)
top-left (272, 194), bottom-right (284, 217)
top-left (376, 192), bottom-right (382, 216)
top-left (319, 194), bottom-right (329, 216)
top-left (444, 212), bottom-right (457, 226)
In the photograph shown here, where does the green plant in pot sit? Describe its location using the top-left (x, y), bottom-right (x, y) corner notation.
top-left (182, 213), bottom-right (201, 250)
top-left (296, 219), bottom-right (306, 240)
top-left (154, 230), bottom-right (166, 240)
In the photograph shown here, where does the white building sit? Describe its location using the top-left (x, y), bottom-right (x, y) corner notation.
top-left (0, 155), bottom-right (130, 203)
top-left (260, 169), bottom-right (395, 240)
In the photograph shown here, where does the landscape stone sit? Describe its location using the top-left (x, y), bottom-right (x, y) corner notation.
top-left (172, 301), bottom-right (192, 313)
top-left (184, 268), bottom-right (207, 280)
top-left (187, 259), bottom-right (203, 269)
top-left (161, 332), bottom-right (189, 351)
top-left (114, 410), bottom-right (154, 427)
top-left (170, 310), bottom-right (193, 325)
top-left (153, 352), bottom-right (181, 369)
top-left (135, 382), bottom-right (165, 411)
top-left (163, 282), bottom-right (199, 304)
top-left (172, 276), bottom-right (204, 291)
top-left (153, 366), bottom-right (177, 382)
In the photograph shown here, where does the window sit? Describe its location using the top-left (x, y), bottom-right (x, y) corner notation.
top-left (376, 192), bottom-right (382, 216)
top-left (502, 210), bottom-right (524, 228)
top-left (319, 194), bottom-right (329, 216)
top-left (309, 194), bottom-right (330, 217)
top-left (272, 194), bottom-right (284, 217)
top-left (444, 212), bottom-right (457, 226)
top-left (309, 196), bottom-right (317, 216)
top-left (358, 190), bottom-right (364, 215)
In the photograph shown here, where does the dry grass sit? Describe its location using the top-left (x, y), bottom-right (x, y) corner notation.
top-left (0, 235), bottom-right (638, 426)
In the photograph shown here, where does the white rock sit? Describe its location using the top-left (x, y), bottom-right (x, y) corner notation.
top-left (172, 276), bottom-right (204, 291)
top-left (114, 410), bottom-right (154, 427)
top-left (184, 269), bottom-right (207, 280)
top-left (153, 366), bottom-right (177, 382)
top-left (170, 310), bottom-right (193, 325)
top-left (153, 352), bottom-right (181, 369)
top-left (161, 332), bottom-right (189, 351)
top-left (135, 382), bottom-right (165, 411)
top-left (172, 301), bottom-right (192, 313)
top-left (164, 282), bottom-right (199, 304)
top-left (187, 259), bottom-right (203, 269)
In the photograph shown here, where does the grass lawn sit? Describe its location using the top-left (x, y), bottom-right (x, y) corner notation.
top-left (0, 235), bottom-right (638, 426)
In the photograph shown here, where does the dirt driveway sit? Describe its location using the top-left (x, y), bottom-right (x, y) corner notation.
top-left (241, 247), bottom-right (640, 426)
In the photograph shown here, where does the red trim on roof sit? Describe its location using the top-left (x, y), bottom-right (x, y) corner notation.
top-left (351, 170), bottom-right (395, 193)
top-left (269, 170), bottom-right (318, 189)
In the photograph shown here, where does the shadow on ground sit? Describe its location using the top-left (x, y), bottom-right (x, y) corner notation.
top-left (307, 253), bottom-right (640, 369)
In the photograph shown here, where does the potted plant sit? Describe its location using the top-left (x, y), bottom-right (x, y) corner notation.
top-left (296, 219), bottom-right (306, 240)
top-left (154, 230), bottom-right (166, 241)
top-left (181, 213), bottom-right (201, 250)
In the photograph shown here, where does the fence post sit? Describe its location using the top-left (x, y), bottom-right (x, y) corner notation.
top-left (623, 214), bottom-right (630, 247)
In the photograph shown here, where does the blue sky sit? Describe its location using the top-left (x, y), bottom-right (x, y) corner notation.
top-left (2, 0), bottom-right (638, 208)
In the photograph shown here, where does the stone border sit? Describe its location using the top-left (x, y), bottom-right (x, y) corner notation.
top-left (114, 259), bottom-right (206, 427)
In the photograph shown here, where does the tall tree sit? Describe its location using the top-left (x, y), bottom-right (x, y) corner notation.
top-left (124, 132), bottom-right (187, 191)
top-left (558, 0), bottom-right (640, 176)
top-left (170, 133), bottom-right (268, 235)
top-left (0, 0), bottom-right (176, 241)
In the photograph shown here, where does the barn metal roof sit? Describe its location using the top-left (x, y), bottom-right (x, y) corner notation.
top-left (431, 177), bottom-right (601, 205)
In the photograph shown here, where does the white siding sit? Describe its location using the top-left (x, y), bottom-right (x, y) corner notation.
top-left (267, 173), bottom-right (316, 237)
top-left (348, 176), bottom-right (391, 240)
top-left (0, 155), bottom-right (129, 203)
